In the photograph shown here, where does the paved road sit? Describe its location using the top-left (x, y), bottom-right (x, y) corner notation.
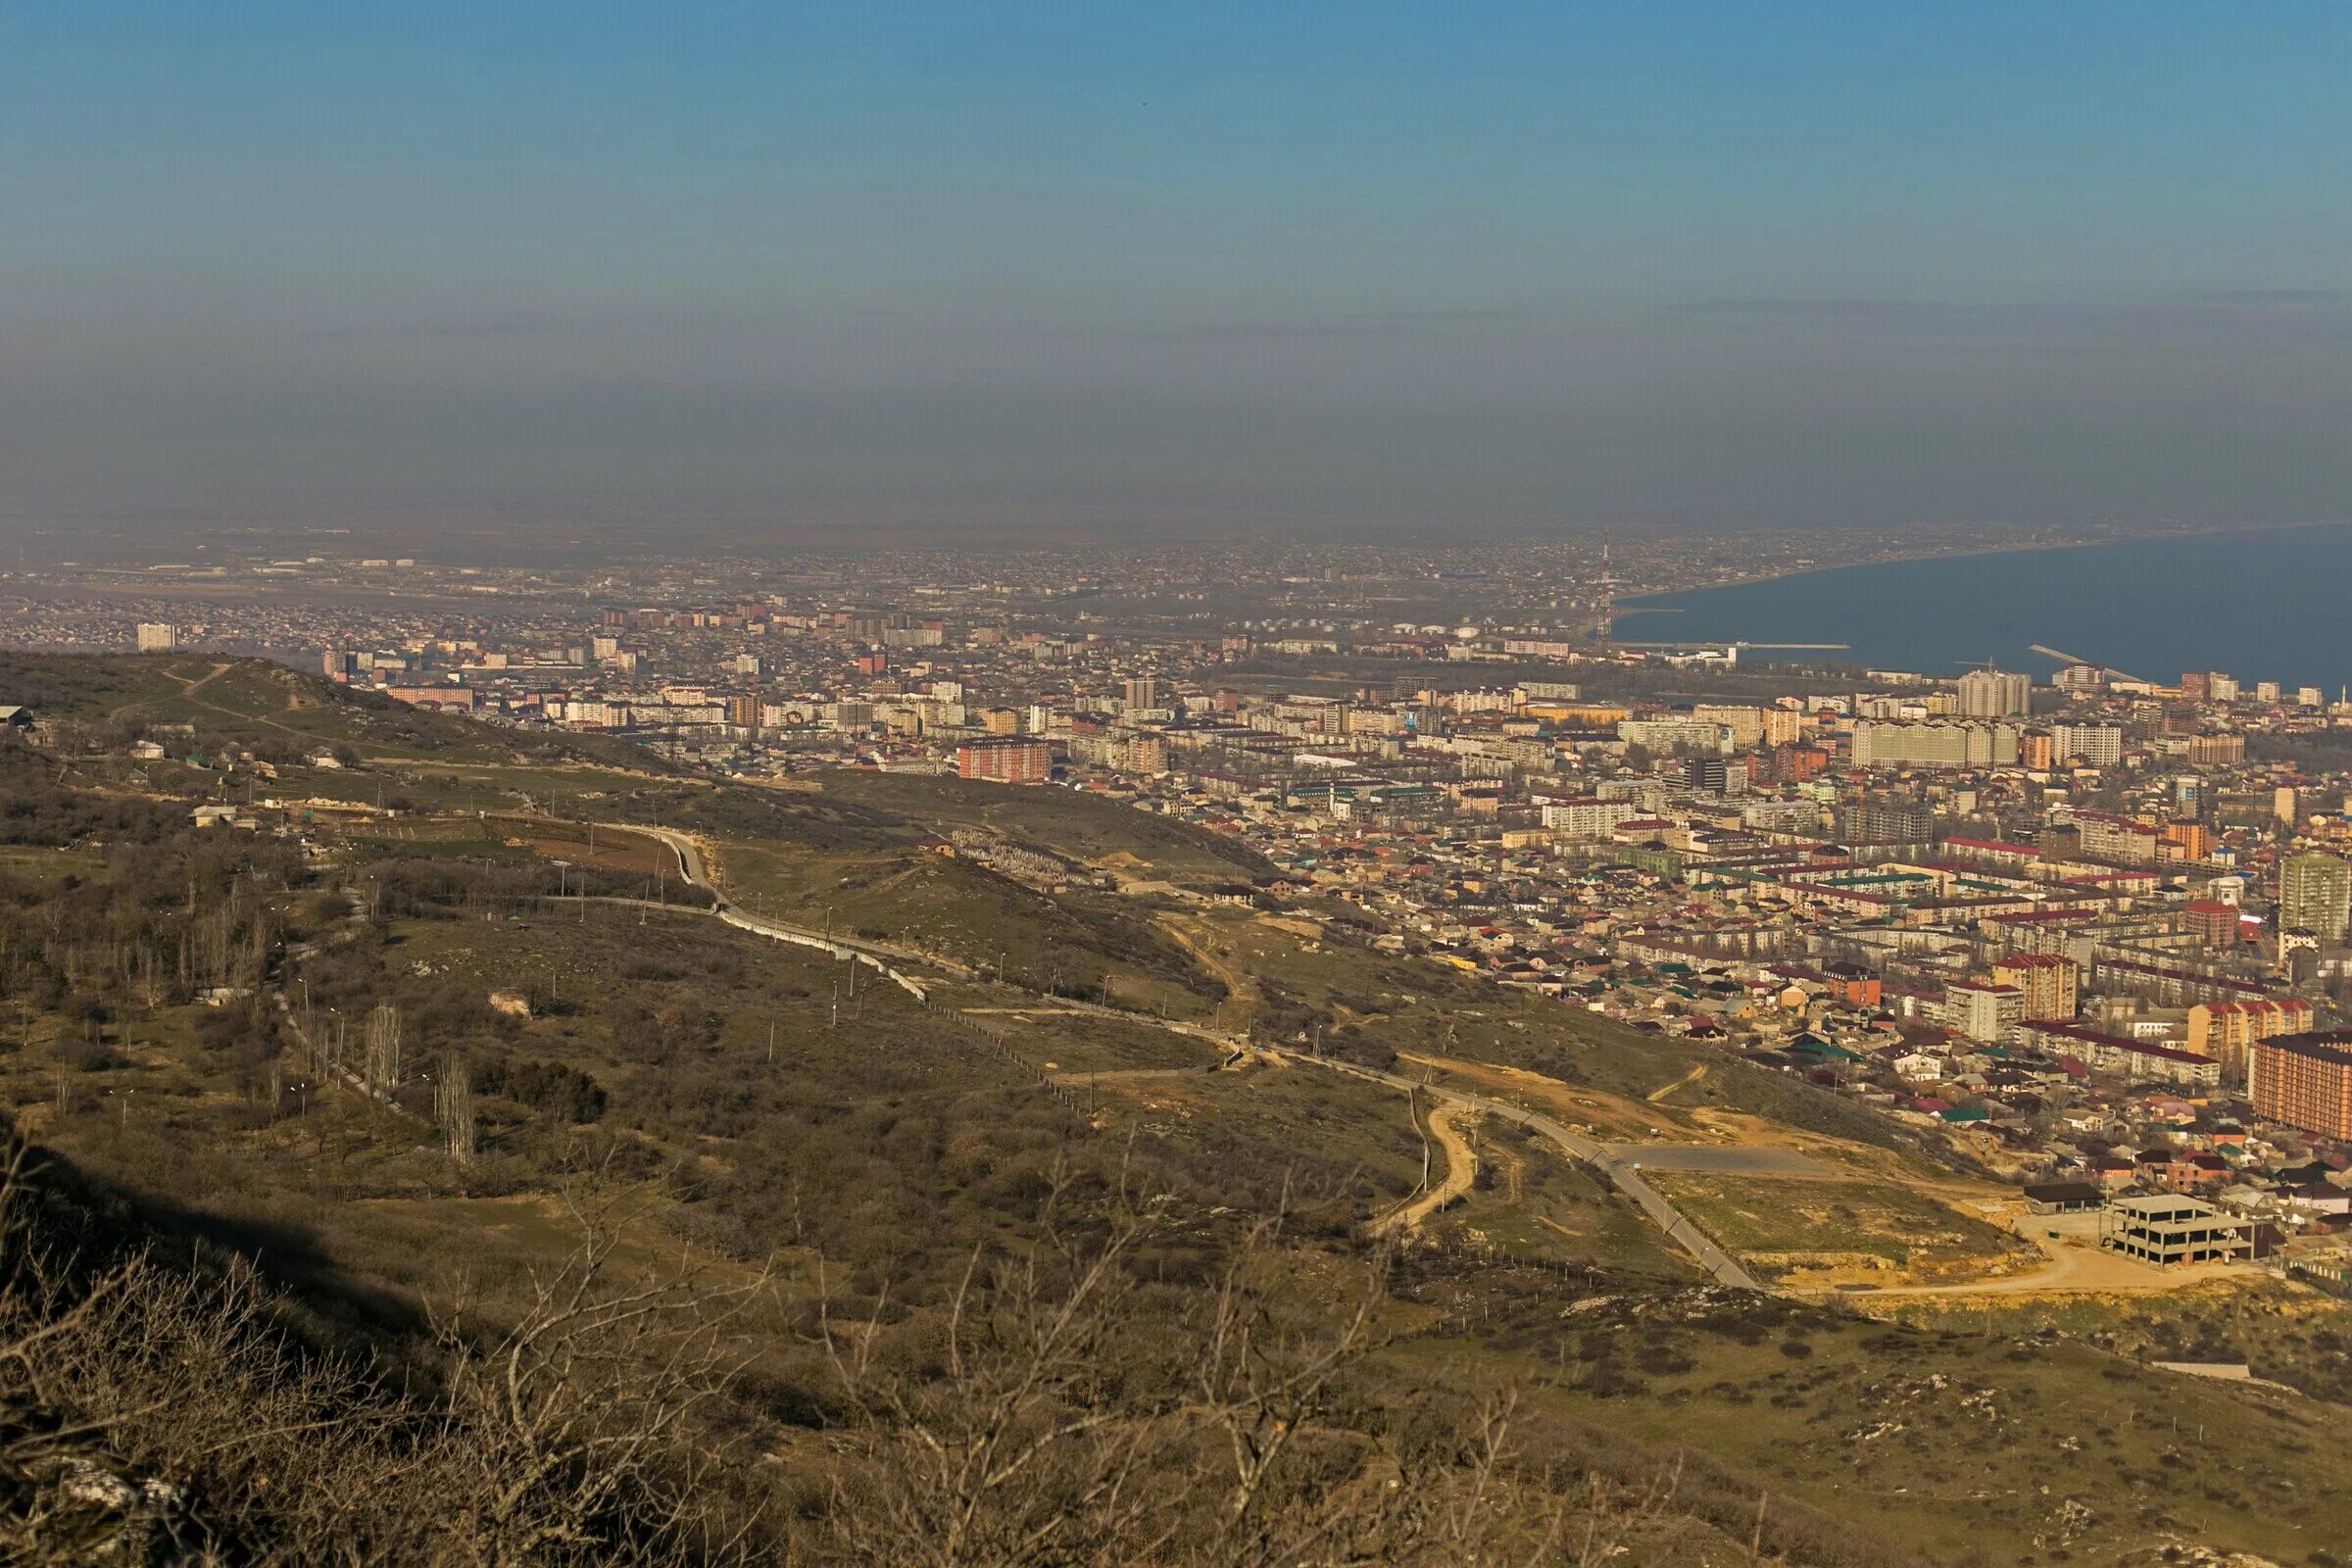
top-left (1313, 1059), bottom-right (1763, 1292)
top-left (604, 815), bottom-right (1765, 1293)
top-left (614, 822), bottom-right (957, 976)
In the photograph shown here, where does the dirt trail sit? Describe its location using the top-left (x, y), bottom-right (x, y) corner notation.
top-left (1046, 1067), bottom-right (1207, 1088)
top-left (1157, 914), bottom-right (1261, 1035)
top-left (1396, 1050), bottom-right (1687, 1142)
top-left (1816, 1224), bottom-right (2258, 1300)
top-left (1646, 1062), bottom-right (1708, 1103)
top-left (138, 662), bottom-right (306, 740)
top-left (1371, 1102), bottom-right (1477, 1237)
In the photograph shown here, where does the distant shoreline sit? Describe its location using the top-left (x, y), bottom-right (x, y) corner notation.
top-left (1616, 517), bottom-right (2352, 618)
top-left (1612, 517), bottom-right (2352, 686)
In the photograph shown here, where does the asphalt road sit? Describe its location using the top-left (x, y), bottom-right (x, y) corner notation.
top-left (615, 815), bottom-right (1766, 1294)
top-left (1315, 1059), bottom-right (1764, 1292)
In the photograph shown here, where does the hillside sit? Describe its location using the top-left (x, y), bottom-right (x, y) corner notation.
top-left (815, 767), bottom-right (1276, 885)
top-left (2, 662), bottom-right (2351, 1562)
top-left (0, 651), bottom-right (658, 771)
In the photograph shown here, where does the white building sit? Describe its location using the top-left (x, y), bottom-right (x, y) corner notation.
top-left (2051, 723), bottom-right (2124, 766)
top-left (1935, 981), bottom-right (2024, 1043)
top-left (1955, 667), bottom-right (2033, 718)
top-left (1850, 720), bottom-right (2021, 769)
top-left (1539, 797), bottom-right (1641, 841)
top-left (1617, 718), bottom-right (1734, 756)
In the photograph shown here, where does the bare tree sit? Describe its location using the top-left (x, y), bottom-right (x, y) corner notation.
top-left (364, 1002), bottom-right (402, 1097)
top-left (0, 1136), bottom-right (774, 1567)
top-left (817, 1172), bottom-right (1189, 1567)
top-left (437, 1049), bottom-right (477, 1162)
top-left (422, 1187), bottom-right (775, 1565)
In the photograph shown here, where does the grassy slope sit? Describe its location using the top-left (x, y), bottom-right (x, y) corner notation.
top-left (10, 838), bottom-right (2352, 1563)
top-left (717, 839), bottom-right (1229, 1013)
top-left (10, 657), bottom-right (2352, 1561)
top-left (1646, 1172), bottom-right (2034, 1281)
top-left (0, 651), bottom-right (644, 768)
top-left (1186, 906), bottom-right (1941, 1159)
top-left (816, 769), bottom-right (1274, 885)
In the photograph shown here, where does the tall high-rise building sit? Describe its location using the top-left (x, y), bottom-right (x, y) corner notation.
top-left (1940, 980), bottom-right (2024, 1043)
top-left (1849, 720), bottom-right (2020, 768)
top-left (2054, 662), bottom-right (2108, 697)
top-left (1844, 799), bottom-right (1936, 844)
top-left (1955, 666), bottom-right (2032, 718)
top-left (2281, 851), bottom-right (2352, 942)
top-left (1122, 677), bottom-right (1158, 711)
top-left (135, 622), bottom-right (179, 653)
top-left (1992, 955), bottom-right (2078, 1021)
top-left (2249, 1032), bottom-right (2352, 1140)
top-left (2186, 998), bottom-right (2314, 1081)
top-left (2050, 723), bottom-right (2124, 767)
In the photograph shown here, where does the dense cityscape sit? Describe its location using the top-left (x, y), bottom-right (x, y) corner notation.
top-left (11, 5), bottom-right (2352, 1561)
top-left (18, 535), bottom-right (2352, 1293)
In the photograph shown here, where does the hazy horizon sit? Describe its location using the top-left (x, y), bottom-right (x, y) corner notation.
top-left (6, 3), bottom-right (2350, 540)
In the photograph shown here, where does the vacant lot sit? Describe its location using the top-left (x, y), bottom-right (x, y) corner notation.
top-left (1650, 1173), bottom-right (2035, 1285)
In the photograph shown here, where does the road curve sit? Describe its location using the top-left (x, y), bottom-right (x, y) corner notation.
top-left (604, 816), bottom-right (1763, 1292)
top-left (1370, 1101), bottom-right (1478, 1238)
top-left (1310, 1059), bottom-right (1762, 1292)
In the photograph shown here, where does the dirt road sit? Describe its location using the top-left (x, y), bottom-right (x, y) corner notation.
top-left (1371, 1102), bottom-right (1478, 1237)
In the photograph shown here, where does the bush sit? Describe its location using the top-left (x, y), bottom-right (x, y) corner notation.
top-left (473, 1056), bottom-right (608, 1124)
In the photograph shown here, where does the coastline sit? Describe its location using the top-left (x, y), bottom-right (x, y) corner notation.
top-left (1608, 518), bottom-right (2352, 688)
top-left (1614, 517), bottom-right (2352, 614)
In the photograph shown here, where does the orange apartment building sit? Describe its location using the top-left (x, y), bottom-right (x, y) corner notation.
top-left (1992, 954), bottom-right (2079, 1021)
top-left (956, 738), bottom-right (1053, 784)
top-left (2248, 1031), bottom-right (2352, 1141)
top-left (2191, 998), bottom-right (2317, 1083)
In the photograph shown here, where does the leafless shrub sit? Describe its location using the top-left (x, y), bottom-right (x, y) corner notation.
top-left (807, 1164), bottom-right (1785, 1567)
top-left (0, 1132), bottom-right (772, 1566)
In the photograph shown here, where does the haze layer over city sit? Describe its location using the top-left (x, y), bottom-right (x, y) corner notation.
top-left (2, 6), bottom-right (2350, 1566)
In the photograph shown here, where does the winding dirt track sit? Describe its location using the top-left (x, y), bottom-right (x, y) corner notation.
top-left (1371, 1102), bottom-right (1477, 1237)
top-left (598, 817), bottom-right (1766, 1290)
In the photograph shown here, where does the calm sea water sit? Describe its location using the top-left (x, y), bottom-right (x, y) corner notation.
top-left (1613, 525), bottom-right (2352, 692)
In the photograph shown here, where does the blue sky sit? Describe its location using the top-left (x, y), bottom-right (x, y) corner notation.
top-left (3, 2), bottom-right (2347, 534)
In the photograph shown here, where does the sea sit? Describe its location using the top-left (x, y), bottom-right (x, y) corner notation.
top-left (1612, 524), bottom-right (2352, 694)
